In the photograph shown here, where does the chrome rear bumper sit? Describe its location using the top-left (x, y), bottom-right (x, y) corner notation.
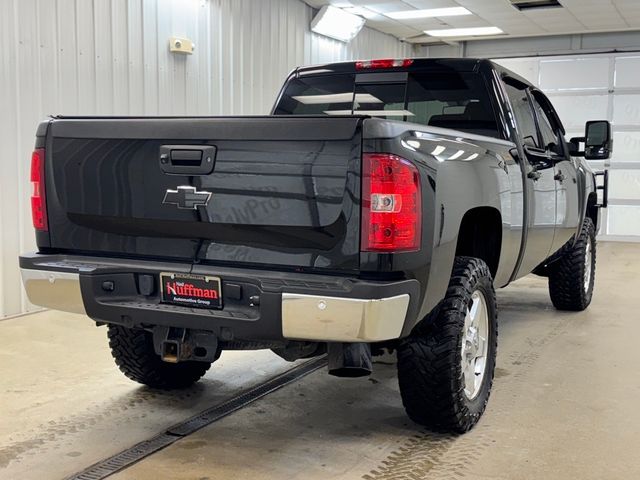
top-left (20, 268), bottom-right (86, 315)
top-left (282, 293), bottom-right (410, 342)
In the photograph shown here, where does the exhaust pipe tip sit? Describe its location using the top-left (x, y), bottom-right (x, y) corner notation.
top-left (327, 342), bottom-right (373, 378)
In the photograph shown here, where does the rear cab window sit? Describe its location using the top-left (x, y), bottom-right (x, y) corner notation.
top-left (274, 70), bottom-right (501, 138)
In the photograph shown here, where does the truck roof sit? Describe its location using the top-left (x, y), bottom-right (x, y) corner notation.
top-left (294, 57), bottom-right (533, 89)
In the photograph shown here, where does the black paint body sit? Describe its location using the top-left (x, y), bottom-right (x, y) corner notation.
top-left (25, 58), bottom-right (599, 341)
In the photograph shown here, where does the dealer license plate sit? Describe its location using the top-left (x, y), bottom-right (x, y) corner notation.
top-left (160, 272), bottom-right (222, 309)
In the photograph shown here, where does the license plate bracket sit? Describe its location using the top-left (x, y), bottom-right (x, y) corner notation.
top-left (160, 272), bottom-right (222, 309)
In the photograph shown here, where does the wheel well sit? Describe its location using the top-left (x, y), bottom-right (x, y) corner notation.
top-left (455, 207), bottom-right (502, 278)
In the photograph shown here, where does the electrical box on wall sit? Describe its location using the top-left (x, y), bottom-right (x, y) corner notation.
top-left (169, 36), bottom-right (195, 54)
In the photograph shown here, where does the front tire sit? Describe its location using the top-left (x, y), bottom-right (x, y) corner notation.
top-left (397, 256), bottom-right (498, 433)
top-left (548, 217), bottom-right (596, 311)
top-left (108, 325), bottom-right (212, 389)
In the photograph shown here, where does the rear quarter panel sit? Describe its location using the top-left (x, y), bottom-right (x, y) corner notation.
top-left (362, 119), bottom-right (521, 333)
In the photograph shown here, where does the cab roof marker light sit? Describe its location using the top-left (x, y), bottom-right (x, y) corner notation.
top-left (356, 59), bottom-right (414, 70)
top-left (387, 7), bottom-right (472, 20)
top-left (311, 6), bottom-right (365, 43)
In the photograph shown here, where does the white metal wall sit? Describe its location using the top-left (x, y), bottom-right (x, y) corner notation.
top-left (495, 53), bottom-right (640, 241)
top-left (0, 0), bottom-right (411, 318)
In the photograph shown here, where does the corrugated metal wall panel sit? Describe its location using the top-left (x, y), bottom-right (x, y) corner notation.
top-left (0, 0), bottom-right (18, 317)
top-left (0, 0), bottom-right (412, 318)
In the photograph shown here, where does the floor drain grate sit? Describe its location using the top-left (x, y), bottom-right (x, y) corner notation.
top-left (66, 356), bottom-right (327, 480)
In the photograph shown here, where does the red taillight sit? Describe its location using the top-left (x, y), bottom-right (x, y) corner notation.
top-left (30, 148), bottom-right (48, 231)
top-left (361, 153), bottom-right (421, 252)
top-left (355, 59), bottom-right (414, 70)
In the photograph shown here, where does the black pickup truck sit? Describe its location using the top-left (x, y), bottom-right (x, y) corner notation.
top-left (20, 58), bottom-right (610, 433)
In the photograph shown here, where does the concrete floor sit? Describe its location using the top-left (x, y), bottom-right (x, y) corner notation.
top-left (1, 242), bottom-right (639, 480)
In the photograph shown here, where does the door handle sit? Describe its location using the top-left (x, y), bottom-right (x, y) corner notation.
top-left (554, 171), bottom-right (565, 182)
top-left (527, 169), bottom-right (541, 181)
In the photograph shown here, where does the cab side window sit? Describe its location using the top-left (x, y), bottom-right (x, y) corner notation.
top-left (531, 94), bottom-right (560, 153)
top-left (503, 83), bottom-right (539, 148)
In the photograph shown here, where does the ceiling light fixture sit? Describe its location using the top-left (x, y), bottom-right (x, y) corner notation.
top-left (509, 0), bottom-right (562, 11)
top-left (343, 6), bottom-right (378, 20)
top-left (387, 7), bottom-right (472, 20)
top-left (310, 5), bottom-right (365, 43)
top-left (424, 26), bottom-right (504, 37)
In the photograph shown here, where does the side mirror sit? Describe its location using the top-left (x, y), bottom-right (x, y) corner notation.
top-left (584, 120), bottom-right (612, 160)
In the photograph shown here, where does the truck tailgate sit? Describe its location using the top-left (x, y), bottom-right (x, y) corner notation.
top-left (43, 116), bottom-right (363, 271)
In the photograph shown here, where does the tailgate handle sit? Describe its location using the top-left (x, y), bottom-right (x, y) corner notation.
top-left (159, 145), bottom-right (216, 175)
top-left (171, 149), bottom-right (202, 164)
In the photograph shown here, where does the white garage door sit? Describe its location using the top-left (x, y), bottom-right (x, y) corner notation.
top-left (496, 53), bottom-right (640, 240)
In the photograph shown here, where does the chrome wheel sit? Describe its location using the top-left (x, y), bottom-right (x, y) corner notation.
top-left (461, 290), bottom-right (489, 400)
top-left (584, 240), bottom-right (592, 293)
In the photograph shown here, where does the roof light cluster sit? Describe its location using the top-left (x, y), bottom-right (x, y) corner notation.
top-left (355, 59), bottom-right (414, 70)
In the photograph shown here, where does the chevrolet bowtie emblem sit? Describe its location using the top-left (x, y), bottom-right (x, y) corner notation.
top-left (163, 186), bottom-right (212, 209)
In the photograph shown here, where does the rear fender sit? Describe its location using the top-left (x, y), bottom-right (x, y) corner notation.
top-left (390, 130), bottom-right (515, 331)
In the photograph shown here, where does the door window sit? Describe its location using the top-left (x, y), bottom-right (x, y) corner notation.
top-left (531, 94), bottom-right (561, 154)
top-left (503, 83), bottom-right (540, 148)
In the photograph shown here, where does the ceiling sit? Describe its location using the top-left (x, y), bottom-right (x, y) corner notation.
top-left (303, 0), bottom-right (640, 43)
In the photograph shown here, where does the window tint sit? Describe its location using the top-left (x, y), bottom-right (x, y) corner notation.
top-left (504, 83), bottom-right (539, 148)
top-left (531, 96), bottom-right (558, 149)
top-left (274, 75), bottom-right (356, 115)
top-left (352, 83), bottom-right (408, 120)
top-left (406, 72), bottom-right (499, 138)
top-left (274, 71), bottom-right (500, 138)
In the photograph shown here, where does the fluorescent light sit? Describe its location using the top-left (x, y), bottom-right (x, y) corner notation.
top-left (425, 26), bottom-right (504, 37)
top-left (343, 6), bottom-right (378, 20)
top-left (387, 7), bottom-right (472, 20)
top-left (292, 93), bottom-right (381, 105)
top-left (448, 150), bottom-right (465, 160)
top-left (311, 5), bottom-right (365, 43)
top-left (431, 145), bottom-right (446, 156)
top-left (324, 110), bottom-right (415, 117)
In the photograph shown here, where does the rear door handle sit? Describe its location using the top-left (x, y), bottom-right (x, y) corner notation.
top-left (554, 171), bottom-right (565, 182)
top-left (160, 145), bottom-right (217, 175)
